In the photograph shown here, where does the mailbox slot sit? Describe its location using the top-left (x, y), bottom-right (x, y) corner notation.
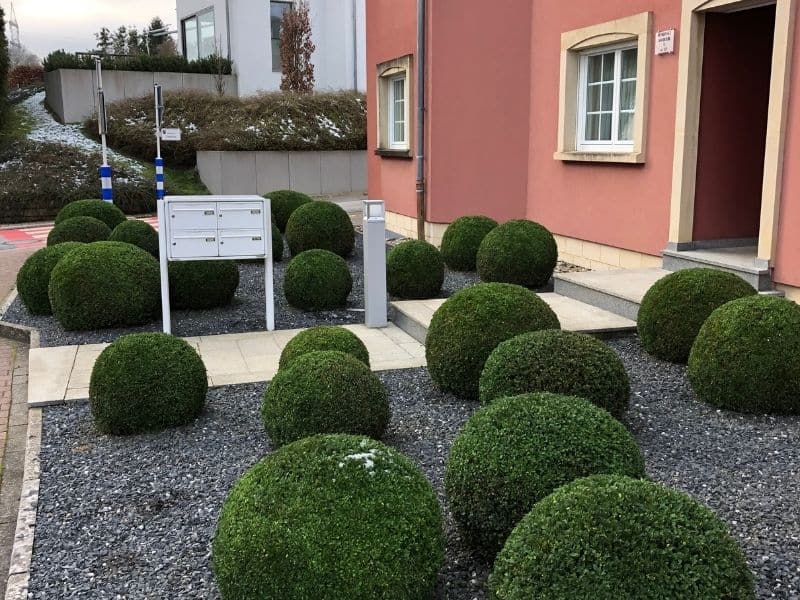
top-left (170, 230), bottom-right (219, 259)
top-left (218, 229), bottom-right (266, 257)
top-left (218, 202), bottom-right (264, 229)
top-left (170, 202), bottom-right (218, 230)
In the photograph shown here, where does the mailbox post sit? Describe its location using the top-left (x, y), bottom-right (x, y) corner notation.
top-left (363, 200), bottom-right (388, 328)
top-left (157, 195), bottom-right (275, 334)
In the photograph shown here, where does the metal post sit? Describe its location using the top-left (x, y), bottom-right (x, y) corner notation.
top-left (157, 199), bottom-right (171, 334)
top-left (154, 84), bottom-right (165, 200)
top-left (363, 200), bottom-right (388, 328)
top-left (96, 59), bottom-right (113, 203)
top-left (264, 197), bottom-right (275, 331)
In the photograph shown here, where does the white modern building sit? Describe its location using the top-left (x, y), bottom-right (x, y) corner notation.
top-left (175, 0), bottom-right (366, 95)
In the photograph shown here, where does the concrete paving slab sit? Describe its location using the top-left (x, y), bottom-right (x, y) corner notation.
top-left (555, 268), bottom-right (669, 304)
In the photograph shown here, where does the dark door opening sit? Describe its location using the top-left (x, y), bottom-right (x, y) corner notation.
top-left (692, 4), bottom-right (775, 243)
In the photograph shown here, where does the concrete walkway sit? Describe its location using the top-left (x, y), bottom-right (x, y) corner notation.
top-left (28, 323), bottom-right (425, 407)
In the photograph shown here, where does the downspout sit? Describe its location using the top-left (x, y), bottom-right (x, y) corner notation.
top-left (415, 0), bottom-right (426, 241)
top-left (224, 0), bottom-right (232, 60)
top-left (352, 0), bottom-right (359, 90)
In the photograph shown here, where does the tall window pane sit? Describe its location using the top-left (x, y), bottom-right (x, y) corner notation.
top-left (271, 1), bottom-right (292, 72)
top-left (199, 10), bottom-right (216, 57)
top-left (390, 76), bottom-right (406, 147)
top-left (183, 17), bottom-right (198, 61)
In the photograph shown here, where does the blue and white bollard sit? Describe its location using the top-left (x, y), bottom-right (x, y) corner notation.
top-left (155, 157), bottom-right (165, 200)
top-left (100, 165), bottom-right (113, 202)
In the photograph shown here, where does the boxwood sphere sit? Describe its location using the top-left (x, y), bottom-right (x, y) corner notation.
top-left (477, 219), bottom-right (558, 288)
top-left (168, 260), bottom-right (239, 310)
top-left (284, 249), bottom-right (352, 311)
top-left (387, 240), bottom-right (444, 299)
top-left (638, 268), bottom-right (756, 363)
top-left (688, 295), bottom-right (800, 414)
top-left (16, 242), bottom-right (84, 315)
top-left (285, 200), bottom-right (355, 257)
top-left (446, 393), bottom-right (645, 556)
top-left (426, 283), bottom-right (560, 399)
top-left (47, 216), bottom-right (111, 246)
top-left (440, 215), bottom-right (498, 271)
top-left (279, 326), bottom-right (369, 369)
top-left (266, 189), bottom-right (313, 231)
top-left (48, 241), bottom-right (160, 330)
top-left (90, 333), bottom-right (207, 434)
top-left (109, 219), bottom-right (159, 258)
top-left (55, 199), bottom-right (127, 230)
top-left (262, 351), bottom-right (388, 446)
top-left (271, 224), bottom-right (284, 261)
top-left (214, 434), bottom-right (444, 600)
top-left (479, 329), bottom-right (630, 417)
top-left (489, 475), bottom-right (755, 600)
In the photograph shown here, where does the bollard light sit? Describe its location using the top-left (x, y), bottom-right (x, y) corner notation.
top-left (363, 200), bottom-right (388, 328)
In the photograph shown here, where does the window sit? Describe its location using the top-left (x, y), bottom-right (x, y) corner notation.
top-left (554, 12), bottom-right (652, 164)
top-left (271, 1), bottom-right (293, 72)
top-left (376, 55), bottom-right (413, 155)
top-left (182, 8), bottom-right (216, 61)
top-left (577, 46), bottom-right (638, 152)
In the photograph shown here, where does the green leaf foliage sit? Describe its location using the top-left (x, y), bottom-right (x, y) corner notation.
top-left (489, 475), bottom-right (755, 600)
top-left (446, 393), bottom-right (645, 556)
top-left (213, 434), bottom-right (445, 600)
top-left (440, 216), bottom-right (498, 271)
top-left (90, 333), bottom-right (207, 435)
top-left (262, 351), bottom-right (388, 446)
top-left (479, 330), bottom-right (630, 417)
top-left (425, 283), bottom-right (560, 399)
top-left (687, 295), bottom-right (800, 414)
top-left (44, 49), bottom-right (233, 74)
top-left (168, 260), bottom-right (239, 310)
top-left (16, 242), bottom-right (85, 315)
top-left (48, 241), bottom-right (160, 330)
top-left (638, 268), bottom-right (756, 363)
top-left (279, 326), bottom-right (369, 369)
top-left (283, 249), bottom-right (352, 311)
top-left (477, 219), bottom-right (558, 288)
top-left (109, 219), bottom-right (159, 258)
top-left (387, 240), bottom-right (444, 299)
top-left (285, 200), bottom-right (355, 258)
top-left (55, 199), bottom-right (127, 229)
top-left (46, 216), bottom-right (111, 246)
top-left (266, 190), bottom-right (313, 232)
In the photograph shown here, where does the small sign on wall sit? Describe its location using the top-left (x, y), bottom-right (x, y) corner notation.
top-left (656, 29), bottom-right (676, 55)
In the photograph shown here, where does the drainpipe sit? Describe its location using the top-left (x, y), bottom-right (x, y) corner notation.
top-left (352, 0), bottom-right (359, 90)
top-left (224, 0), bottom-right (232, 60)
top-left (415, 0), bottom-right (426, 241)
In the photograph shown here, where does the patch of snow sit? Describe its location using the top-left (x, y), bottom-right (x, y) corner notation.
top-left (341, 449), bottom-right (380, 472)
top-left (317, 115), bottom-right (343, 138)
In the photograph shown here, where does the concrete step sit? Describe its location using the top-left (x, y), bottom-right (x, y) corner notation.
top-left (389, 293), bottom-right (636, 345)
top-left (661, 246), bottom-right (772, 291)
top-left (553, 268), bottom-right (670, 321)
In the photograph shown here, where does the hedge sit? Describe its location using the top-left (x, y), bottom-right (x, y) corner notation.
top-left (109, 219), bottom-right (159, 257)
top-left (47, 216), bottom-right (111, 246)
top-left (55, 199), bottom-right (127, 229)
top-left (267, 190), bottom-right (313, 232)
top-left (16, 242), bottom-right (84, 315)
top-left (284, 249), bottom-right (352, 311)
top-left (387, 240), bottom-right (444, 299)
top-left (440, 216), bottom-right (498, 272)
top-left (279, 326), bottom-right (369, 369)
top-left (44, 49), bottom-right (232, 74)
top-left (285, 201), bottom-right (355, 258)
top-left (168, 261), bottom-right (240, 310)
top-left (477, 219), bottom-right (558, 288)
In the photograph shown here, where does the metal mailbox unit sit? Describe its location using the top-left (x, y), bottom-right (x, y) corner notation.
top-left (157, 195), bottom-right (275, 334)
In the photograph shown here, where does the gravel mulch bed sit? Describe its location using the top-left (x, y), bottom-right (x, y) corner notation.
top-left (28, 336), bottom-right (800, 599)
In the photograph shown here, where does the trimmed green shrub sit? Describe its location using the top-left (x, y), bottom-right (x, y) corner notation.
top-left (489, 474), bottom-right (755, 599)
top-left (263, 351), bottom-right (387, 446)
top-left (426, 283), bottom-right (560, 399)
top-left (688, 295), bottom-right (800, 414)
top-left (479, 330), bottom-right (630, 417)
top-left (44, 49), bottom-right (233, 74)
top-left (279, 326), bottom-right (369, 369)
top-left (284, 249), bottom-right (352, 311)
top-left (267, 190), bottom-right (313, 231)
top-left (16, 242), bottom-right (84, 315)
top-left (447, 393), bottom-right (645, 556)
top-left (271, 224), bottom-right (284, 261)
top-left (47, 216), bottom-right (111, 246)
top-left (477, 219), bottom-right (558, 288)
top-left (213, 434), bottom-right (445, 599)
top-left (109, 219), bottom-right (159, 258)
top-left (48, 241), bottom-right (160, 330)
top-left (387, 240), bottom-right (444, 299)
top-left (168, 260), bottom-right (239, 310)
top-left (89, 333), bottom-right (207, 435)
top-left (638, 268), bottom-right (756, 363)
top-left (285, 200), bottom-right (355, 257)
top-left (440, 216), bottom-right (498, 271)
top-left (54, 199), bottom-right (127, 230)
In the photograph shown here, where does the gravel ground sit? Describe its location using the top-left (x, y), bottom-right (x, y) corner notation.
top-left (27, 336), bottom-right (800, 599)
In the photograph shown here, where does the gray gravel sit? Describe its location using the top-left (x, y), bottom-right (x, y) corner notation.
top-left (27, 338), bottom-right (800, 598)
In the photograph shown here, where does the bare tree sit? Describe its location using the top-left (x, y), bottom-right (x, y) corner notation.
top-left (279, 0), bottom-right (315, 93)
top-left (211, 37), bottom-right (227, 96)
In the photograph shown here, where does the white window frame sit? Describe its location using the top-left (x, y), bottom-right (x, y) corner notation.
top-left (577, 43), bottom-right (637, 153)
top-left (388, 74), bottom-right (408, 150)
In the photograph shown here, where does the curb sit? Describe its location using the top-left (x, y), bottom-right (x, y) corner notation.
top-left (0, 290), bottom-right (40, 349)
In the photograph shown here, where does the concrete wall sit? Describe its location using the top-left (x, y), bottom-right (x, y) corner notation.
top-left (176, 0), bottom-right (366, 95)
top-left (45, 69), bottom-right (238, 124)
top-left (197, 150), bottom-right (367, 196)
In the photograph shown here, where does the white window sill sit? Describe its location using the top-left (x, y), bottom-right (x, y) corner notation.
top-left (553, 150), bottom-right (645, 164)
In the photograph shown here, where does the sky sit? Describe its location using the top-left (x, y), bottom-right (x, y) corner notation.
top-left (3, 0), bottom-right (177, 58)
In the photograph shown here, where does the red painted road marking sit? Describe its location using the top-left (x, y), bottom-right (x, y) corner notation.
top-left (0, 216), bottom-right (159, 251)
